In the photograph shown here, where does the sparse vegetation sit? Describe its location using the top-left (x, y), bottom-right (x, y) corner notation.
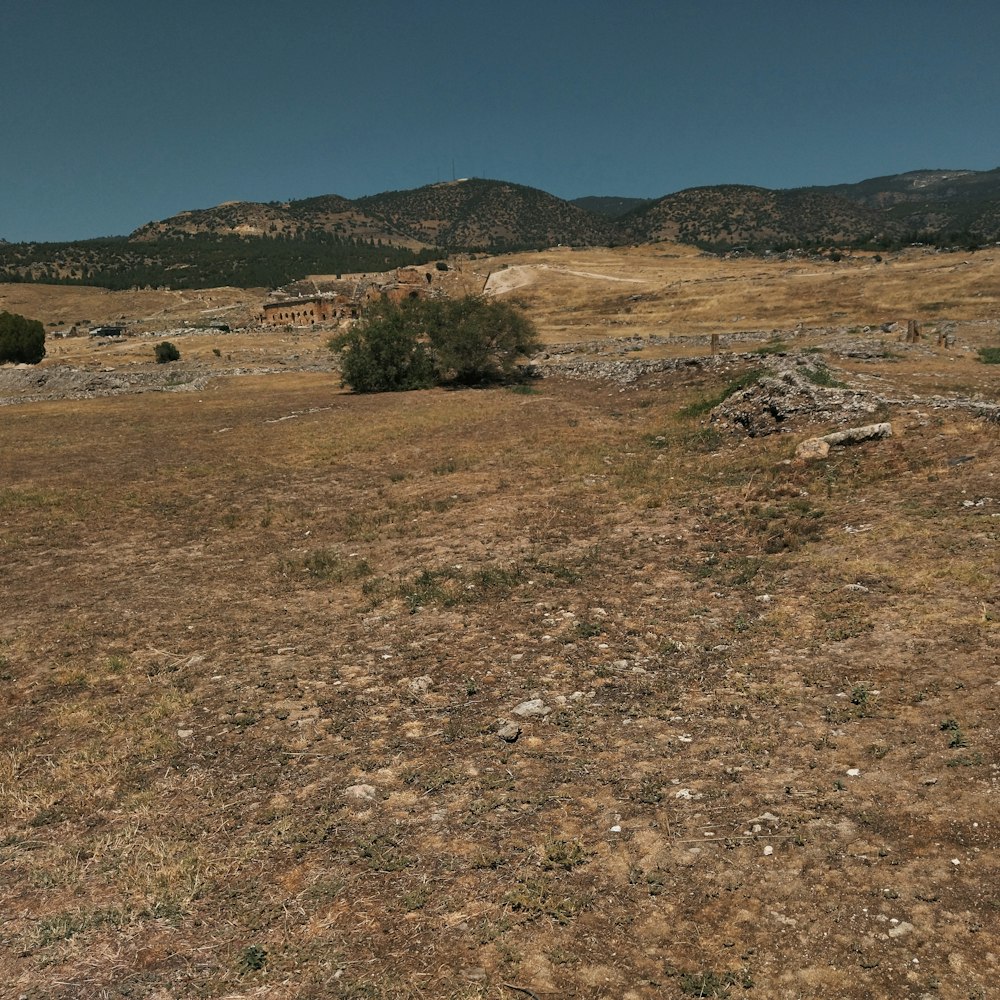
top-left (675, 368), bottom-right (762, 418)
top-left (154, 340), bottom-right (180, 363)
top-left (1, 244), bottom-right (998, 998)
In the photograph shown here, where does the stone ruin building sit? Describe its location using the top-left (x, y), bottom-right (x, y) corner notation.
top-left (261, 266), bottom-right (438, 327)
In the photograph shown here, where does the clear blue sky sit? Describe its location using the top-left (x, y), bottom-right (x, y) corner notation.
top-left (3, 0), bottom-right (999, 242)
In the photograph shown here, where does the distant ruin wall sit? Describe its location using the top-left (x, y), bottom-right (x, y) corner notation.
top-left (262, 267), bottom-right (436, 325)
top-left (262, 295), bottom-right (357, 326)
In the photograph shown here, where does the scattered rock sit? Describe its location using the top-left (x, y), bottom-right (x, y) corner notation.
top-left (796, 422), bottom-right (892, 460)
top-left (406, 675), bottom-right (434, 695)
top-left (496, 719), bottom-right (522, 743)
top-left (674, 788), bottom-right (702, 800)
top-left (512, 698), bottom-right (551, 718)
top-left (795, 437), bottom-right (831, 460)
top-left (344, 784), bottom-right (378, 804)
top-left (713, 358), bottom-right (879, 436)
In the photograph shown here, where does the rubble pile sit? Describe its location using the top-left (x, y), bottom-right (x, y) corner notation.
top-left (710, 357), bottom-right (880, 436)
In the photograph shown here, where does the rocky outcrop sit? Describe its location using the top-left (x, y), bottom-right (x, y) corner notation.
top-left (710, 358), bottom-right (880, 436)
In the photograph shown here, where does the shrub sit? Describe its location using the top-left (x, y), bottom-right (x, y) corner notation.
top-left (977, 347), bottom-right (1000, 364)
top-left (330, 296), bottom-right (540, 392)
top-left (0, 310), bottom-right (45, 364)
top-left (429, 296), bottom-right (541, 385)
top-left (154, 341), bottom-right (180, 363)
top-left (329, 299), bottom-right (435, 392)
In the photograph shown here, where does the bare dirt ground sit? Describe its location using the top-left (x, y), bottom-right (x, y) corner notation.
top-left (1, 245), bottom-right (998, 999)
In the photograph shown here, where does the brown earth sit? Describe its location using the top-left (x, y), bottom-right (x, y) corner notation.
top-left (1, 245), bottom-right (998, 999)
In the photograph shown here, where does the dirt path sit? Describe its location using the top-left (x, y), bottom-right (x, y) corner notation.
top-left (484, 263), bottom-right (648, 295)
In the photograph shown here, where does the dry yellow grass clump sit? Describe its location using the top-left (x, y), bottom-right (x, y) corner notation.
top-left (1, 245), bottom-right (998, 998)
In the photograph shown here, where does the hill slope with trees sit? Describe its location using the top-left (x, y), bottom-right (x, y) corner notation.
top-left (4, 168), bottom-right (1000, 290)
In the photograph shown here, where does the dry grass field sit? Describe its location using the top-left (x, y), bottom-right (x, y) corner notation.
top-left (1, 244), bottom-right (998, 999)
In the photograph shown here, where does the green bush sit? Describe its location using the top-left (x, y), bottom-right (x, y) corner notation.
top-left (977, 346), bottom-right (1000, 364)
top-left (429, 296), bottom-right (541, 385)
top-left (330, 296), bottom-right (540, 393)
top-left (154, 341), bottom-right (180, 363)
top-left (329, 299), bottom-right (435, 392)
top-left (0, 310), bottom-right (46, 364)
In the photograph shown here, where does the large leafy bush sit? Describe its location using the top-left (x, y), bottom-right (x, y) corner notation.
top-left (330, 296), bottom-right (540, 392)
top-left (0, 311), bottom-right (45, 364)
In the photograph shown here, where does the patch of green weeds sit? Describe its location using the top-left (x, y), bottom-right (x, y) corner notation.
top-left (106, 654), bottom-right (129, 674)
top-left (940, 719), bottom-right (968, 748)
top-left (541, 838), bottom-right (590, 871)
top-left (726, 556), bottom-right (762, 586)
top-left (674, 369), bottom-right (763, 420)
top-left (803, 364), bottom-right (846, 388)
top-left (680, 425), bottom-right (725, 453)
top-left (673, 968), bottom-right (752, 997)
top-left (404, 767), bottom-right (458, 793)
top-left (507, 382), bottom-right (541, 395)
top-left (391, 554), bottom-right (590, 611)
top-left (356, 833), bottom-right (415, 873)
top-left (400, 885), bottom-right (430, 911)
top-left (38, 907), bottom-right (129, 946)
top-left (977, 347), bottom-right (1000, 364)
top-left (574, 620), bottom-right (604, 640)
top-left (142, 898), bottom-right (187, 924)
top-left (281, 548), bottom-right (372, 583)
top-left (850, 684), bottom-right (871, 707)
top-left (645, 869), bottom-right (668, 896)
top-left (238, 945), bottom-right (268, 973)
top-left (504, 878), bottom-right (584, 924)
top-left (636, 776), bottom-right (665, 804)
top-left (743, 498), bottom-right (824, 554)
top-left (752, 339), bottom-right (788, 356)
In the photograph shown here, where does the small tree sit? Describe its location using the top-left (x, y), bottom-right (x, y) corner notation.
top-left (0, 310), bottom-right (46, 364)
top-left (329, 296), bottom-right (540, 393)
top-left (429, 297), bottom-right (540, 385)
top-left (329, 298), bottom-right (436, 393)
top-left (154, 341), bottom-right (180, 363)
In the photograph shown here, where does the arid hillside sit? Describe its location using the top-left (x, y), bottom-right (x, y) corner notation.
top-left (1, 244), bottom-right (998, 999)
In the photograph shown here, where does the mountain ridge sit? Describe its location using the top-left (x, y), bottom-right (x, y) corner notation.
top-left (125, 167), bottom-right (1000, 252)
top-left (4, 168), bottom-right (1000, 289)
